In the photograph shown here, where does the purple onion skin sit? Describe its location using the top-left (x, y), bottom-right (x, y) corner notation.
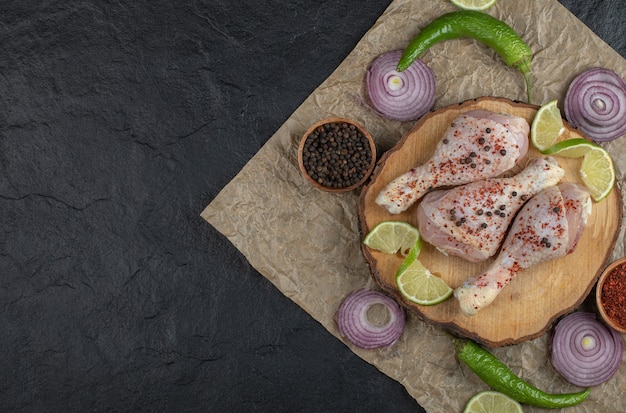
top-left (564, 67), bottom-right (626, 142)
top-left (336, 288), bottom-right (406, 349)
top-left (551, 311), bottom-right (623, 388)
top-left (365, 49), bottom-right (436, 122)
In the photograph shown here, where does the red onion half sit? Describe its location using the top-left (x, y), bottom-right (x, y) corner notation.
top-left (564, 67), bottom-right (626, 142)
top-left (365, 50), bottom-right (435, 122)
top-left (336, 288), bottom-right (405, 349)
top-left (551, 311), bottom-right (623, 387)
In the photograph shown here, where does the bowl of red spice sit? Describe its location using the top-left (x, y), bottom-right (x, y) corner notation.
top-left (596, 257), bottom-right (626, 333)
top-left (298, 117), bottom-right (376, 193)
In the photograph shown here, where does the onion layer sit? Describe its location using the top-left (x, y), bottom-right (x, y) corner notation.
top-left (336, 288), bottom-right (405, 349)
top-left (551, 311), bottom-right (623, 387)
top-left (564, 67), bottom-right (626, 142)
top-left (365, 50), bottom-right (436, 122)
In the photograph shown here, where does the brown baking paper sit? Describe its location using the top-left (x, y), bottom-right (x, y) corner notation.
top-left (202, 0), bottom-right (626, 411)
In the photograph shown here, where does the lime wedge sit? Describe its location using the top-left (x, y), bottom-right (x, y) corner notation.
top-left (363, 221), bottom-right (420, 256)
top-left (531, 100), bottom-right (566, 153)
top-left (450, 0), bottom-right (497, 11)
top-left (463, 391), bottom-right (524, 413)
top-left (541, 137), bottom-right (601, 158)
top-left (396, 256), bottom-right (452, 306)
top-left (579, 146), bottom-right (615, 202)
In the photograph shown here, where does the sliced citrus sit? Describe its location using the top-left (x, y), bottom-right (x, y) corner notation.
top-left (463, 391), bottom-right (524, 413)
top-left (579, 146), bottom-right (615, 202)
top-left (541, 137), bottom-right (601, 158)
top-left (363, 221), bottom-right (420, 256)
top-left (396, 257), bottom-right (452, 306)
top-left (531, 99), bottom-right (566, 153)
top-left (450, 0), bottom-right (497, 11)
top-left (395, 238), bottom-right (423, 275)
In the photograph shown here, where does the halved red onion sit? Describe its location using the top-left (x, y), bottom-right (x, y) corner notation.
top-left (551, 311), bottom-right (623, 387)
top-left (336, 288), bottom-right (405, 349)
top-left (564, 67), bottom-right (626, 142)
top-left (365, 49), bottom-right (435, 122)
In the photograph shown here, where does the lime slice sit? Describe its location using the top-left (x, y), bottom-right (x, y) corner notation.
top-left (541, 137), bottom-right (601, 158)
top-left (395, 237), bottom-right (423, 275)
top-left (579, 146), bottom-right (615, 202)
top-left (396, 256), bottom-right (452, 306)
top-left (363, 221), bottom-right (420, 256)
top-left (450, 0), bottom-right (497, 11)
top-left (531, 100), bottom-right (566, 153)
top-left (463, 391), bottom-right (524, 413)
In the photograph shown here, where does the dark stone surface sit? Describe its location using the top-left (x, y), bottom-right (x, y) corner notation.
top-left (0, 1), bottom-right (623, 412)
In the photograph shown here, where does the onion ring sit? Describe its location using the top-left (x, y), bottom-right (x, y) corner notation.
top-left (365, 50), bottom-right (436, 122)
top-left (564, 67), bottom-right (626, 142)
top-left (336, 288), bottom-right (405, 349)
top-left (550, 311), bottom-right (623, 387)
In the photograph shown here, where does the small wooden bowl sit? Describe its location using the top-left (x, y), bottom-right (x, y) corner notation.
top-left (298, 117), bottom-right (376, 193)
top-left (596, 257), bottom-right (626, 333)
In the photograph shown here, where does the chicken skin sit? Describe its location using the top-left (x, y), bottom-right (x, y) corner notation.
top-left (454, 183), bottom-right (592, 316)
top-left (376, 110), bottom-right (530, 214)
top-left (417, 157), bottom-right (565, 262)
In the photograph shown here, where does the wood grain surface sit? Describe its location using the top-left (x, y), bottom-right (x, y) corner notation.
top-left (359, 97), bottom-right (622, 347)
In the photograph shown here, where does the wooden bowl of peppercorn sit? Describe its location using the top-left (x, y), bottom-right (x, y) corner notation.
top-left (596, 257), bottom-right (626, 333)
top-left (298, 117), bottom-right (376, 193)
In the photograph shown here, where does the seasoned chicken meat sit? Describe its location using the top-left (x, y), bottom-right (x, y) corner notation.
top-left (417, 157), bottom-right (565, 262)
top-left (376, 110), bottom-right (530, 214)
top-left (454, 183), bottom-right (592, 316)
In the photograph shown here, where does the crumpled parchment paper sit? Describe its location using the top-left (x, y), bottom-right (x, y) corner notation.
top-left (202, 0), bottom-right (626, 411)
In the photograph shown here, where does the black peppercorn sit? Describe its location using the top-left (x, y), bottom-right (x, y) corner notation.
top-left (302, 121), bottom-right (372, 189)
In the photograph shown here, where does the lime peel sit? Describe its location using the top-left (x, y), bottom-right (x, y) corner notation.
top-left (396, 254), bottom-right (452, 306)
top-left (450, 0), bottom-right (497, 11)
top-left (541, 137), bottom-right (600, 158)
top-left (579, 146), bottom-right (615, 202)
top-left (539, 136), bottom-right (615, 202)
top-left (363, 221), bottom-right (420, 256)
top-left (463, 390), bottom-right (524, 413)
top-left (531, 99), bottom-right (566, 153)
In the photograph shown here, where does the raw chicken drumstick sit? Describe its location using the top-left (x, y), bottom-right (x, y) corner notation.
top-left (376, 110), bottom-right (530, 214)
top-left (454, 183), bottom-right (592, 316)
top-left (417, 157), bottom-right (565, 262)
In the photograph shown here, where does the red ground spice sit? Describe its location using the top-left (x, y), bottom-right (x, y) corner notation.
top-left (601, 264), bottom-right (626, 328)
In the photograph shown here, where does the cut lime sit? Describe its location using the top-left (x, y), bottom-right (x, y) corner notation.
top-left (450, 0), bottom-right (497, 11)
top-left (463, 391), bottom-right (524, 413)
top-left (541, 137), bottom-right (601, 158)
top-left (363, 221), bottom-right (420, 256)
top-left (531, 100), bottom-right (566, 153)
top-left (396, 257), bottom-right (452, 306)
top-left (395, 237), bottom-right (423, 275)
top-left (579, 146), bottom-right (615, 202)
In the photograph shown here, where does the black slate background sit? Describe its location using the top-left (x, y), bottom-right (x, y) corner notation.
top-left (1, 1), bottom-right (624, 412)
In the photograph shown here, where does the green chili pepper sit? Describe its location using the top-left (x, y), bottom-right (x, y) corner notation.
top-left (397, 10), bottom-right (533, 103)
top-left (453, 338), bottom-right (590, 409)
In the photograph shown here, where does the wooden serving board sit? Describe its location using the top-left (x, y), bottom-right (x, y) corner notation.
top-left (359, 97), bottom-right (623, 347)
